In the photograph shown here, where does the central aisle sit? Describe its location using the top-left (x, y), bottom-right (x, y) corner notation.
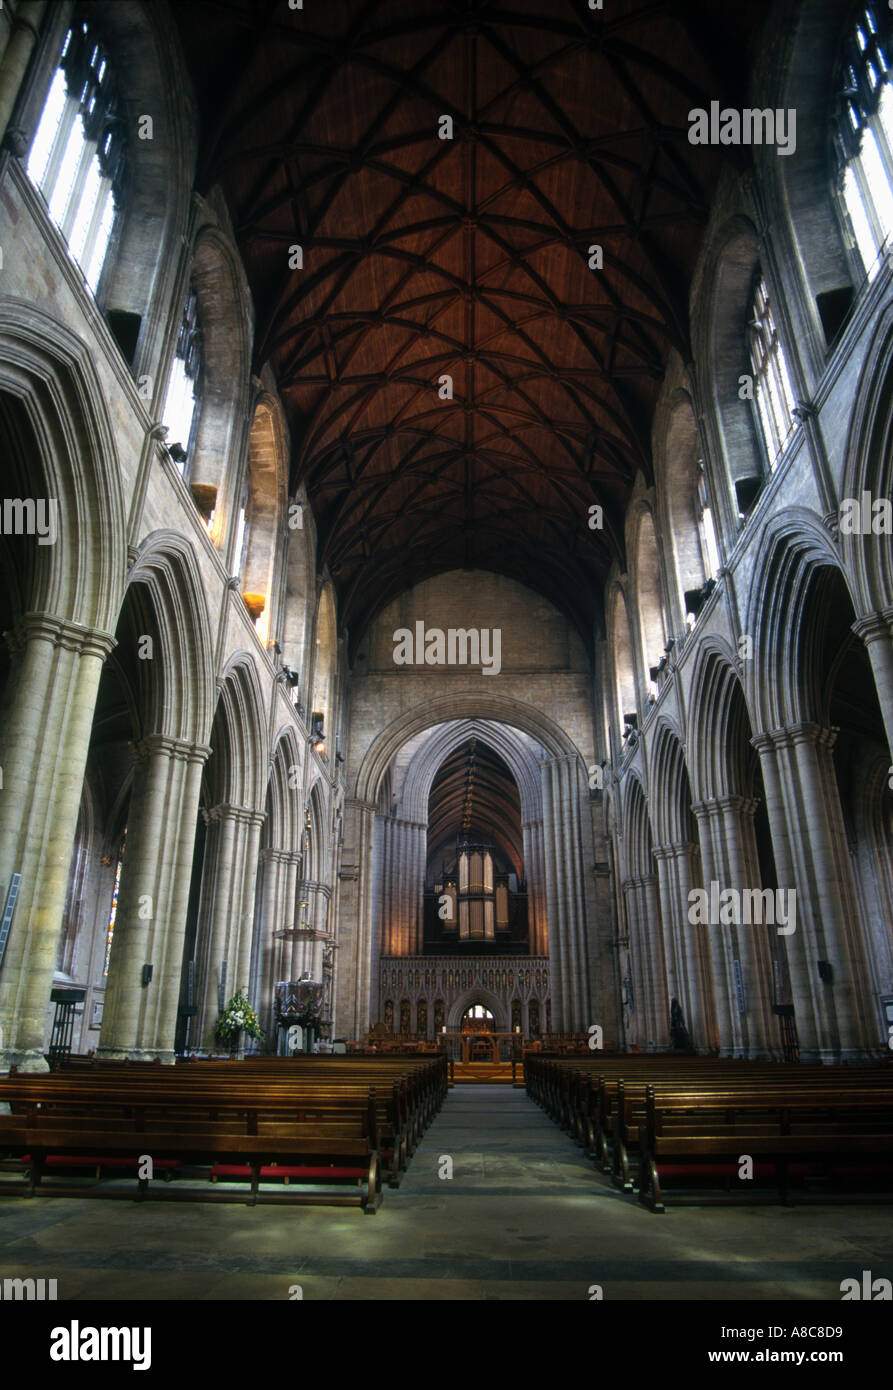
top-left (1, 1085), bottom-right (890, 1300)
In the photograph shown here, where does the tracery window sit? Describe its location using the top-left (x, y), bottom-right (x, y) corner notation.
top-left (162, 287), bottom-right (203, 472)
top-left (27, 20), bottom-right (127, 294)
top-left (836, 6), bottom-right (893, 280)
top-left (747, 275), bottom-right (796, 468)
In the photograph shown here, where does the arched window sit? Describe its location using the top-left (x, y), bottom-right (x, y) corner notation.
top-left (161, 286), bottom-right (203, 477)
top-left (835, 6), bottom-right (893, 281)
top-left (26, 20), bottom-right (126, 295)
top-left (746, 273), bottom-right (797, 468)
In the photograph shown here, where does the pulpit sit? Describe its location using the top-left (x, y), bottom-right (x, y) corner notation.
top-left (275, 979), bottom-right (324, 1054)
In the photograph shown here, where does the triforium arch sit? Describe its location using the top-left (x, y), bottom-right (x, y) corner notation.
top-left (342, 693), bottom-right (590, 1039)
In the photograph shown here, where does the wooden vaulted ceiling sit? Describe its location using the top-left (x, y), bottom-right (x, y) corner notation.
top-left (426, 738), bottom-right (522, 875)
top-left (175, 0), bottom-right (769, 649)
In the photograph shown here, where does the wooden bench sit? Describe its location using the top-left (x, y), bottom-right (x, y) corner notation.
top-left (637, 1084), bottom-right (893, 1212)
top-left (0, 1083), bottom-right (385, 1210)
top-left (1, 1074), bottom-right (412, 1188)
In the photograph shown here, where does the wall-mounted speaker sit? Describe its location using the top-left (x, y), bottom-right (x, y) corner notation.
top-left (817, 960), bottom-right (833, 983)
top-left (141, 964), bottom-right (153, 986)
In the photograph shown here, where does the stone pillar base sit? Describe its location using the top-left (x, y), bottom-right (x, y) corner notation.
top-left (1, 1048), bottom-right (50, 1073)
top-left (95, 1047), bottom-right (176, 1065)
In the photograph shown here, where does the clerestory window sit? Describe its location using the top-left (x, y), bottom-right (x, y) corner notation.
top-left (746, 275), bottom-right (797, 469)
top-left (161, 287), bottom-right (203, 473)
top-left (836, 6), bottom-right (893, 280)
top-left (26, 20), bottom-right (127, 295)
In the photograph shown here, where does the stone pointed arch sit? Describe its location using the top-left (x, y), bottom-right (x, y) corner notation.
top-left (266, 724), bottom-right (303, 850)
top-left (205, 654), bottom-right (268, 811)
top-left (686, 638), bottom-right (754, 802)
top-left (447, 987), bottom-right (507, 1032)
top-left (354, 691), bottom-right (583, 806)
top-left (840, 300), bottom-right (893, 612)
top-left (0, 298), bottom-right (126, 632)
top-left (621, 771), bottom-right (653, 880)
top-left (649, 717), bottom-right (696, 848)
top-left (126, 531), bottom-right (215, 742)
top-left (744, 509), bottom-right (852, 732)
top-left (399, 718), bottom-right (545, 825)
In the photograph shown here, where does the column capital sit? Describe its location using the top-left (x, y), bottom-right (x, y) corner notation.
top-left (260, 847), bottom-right (302, 866)
top-left (852, 607), bottom-right (893, 646)
top-left (653, 840), bottom-right (700, 861)
top-left (752, 723), bottom-right (836, 753)
top-left (7, 611), bottom-right (116, 661)
top-left (131, 734), bottom-right (212, 765)
top-left (205, 803), bottom-right (266, 828)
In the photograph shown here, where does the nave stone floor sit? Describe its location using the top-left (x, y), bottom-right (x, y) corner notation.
top-left (0, 1085), bottom-right (890, 1301)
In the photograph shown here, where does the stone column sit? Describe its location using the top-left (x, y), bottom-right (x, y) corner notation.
top-left (852, 609), bottom-right (893, 755)
top-left (97, 735), bottom-right (210, 1062)
top-left (0, 614), bottom-right (115, 1071)
top-left (655, 840), bottom-right (716, 1052)
top-left (541, 756), bottom-right (589, 1029)
top-left (691, 796), bottom-right (776, 1058)
top-left (621, 876), bottom-right (647, 1049)
top-left (640, 872), bottom-right (670, 1049)
top-left (194, 803), bottom-right (265, 1052)
top-left (334, 798), bottom-right (376, 1039)
top-left (522, 818), bottom-right (548, 956)
top-left (653, 841), bottom-right (711, 1050)
top-left (753, 725), bottom-right (880, 1060)
top-left (691, 799), bottom-right (735, 1055)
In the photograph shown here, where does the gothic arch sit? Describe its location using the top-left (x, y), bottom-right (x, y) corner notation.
top-left (125, 531), bottom-right (215, 743)
top-left (686, 640), bottom-right (754, 802)
top-left (311, 578), bottom-right (338, 741)
top-left (692, 214), bottom-right (765, 534)
top-left (240, 390), bottom-right (289, 645)
top-left (606, 580), bottom-right (637, 743)
top-left (749, 0), bottom-right (857, 381)
top-left (354, 691), bottom-right (583, 806)
top-left (204, 655), bottom-right (268, 812)
top-left (655, 386), bottom-right (712, 628)
top-left (649, 719), bottom-right (696, 848)
top-left (186, 215), bottom-right (254, 549)
top-left (744, 510), bottom-right (853, 731)
top-left (627, 498), bottom-right (668, 697)
top-left (840, 301), bottom-right (893, 611)
top-left (0, 299), bottom-right (126, 633)
top-left (266, 725), bottom-right (303, 850)
top-left (447, 988), bottom-right (507, 1032)
top-left (621, 772), bottom-right (654, 880)
top-left (399, 719), bottom-right (545, 825)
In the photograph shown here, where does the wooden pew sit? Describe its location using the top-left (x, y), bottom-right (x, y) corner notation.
top-left (637, 1084), bottom-right (893, 1212)
top-left (0, 1081), bottom-right (385, 1210)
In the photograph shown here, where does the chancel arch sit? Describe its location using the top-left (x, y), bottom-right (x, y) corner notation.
top-left (344, 694), bottom-right (589, 1039)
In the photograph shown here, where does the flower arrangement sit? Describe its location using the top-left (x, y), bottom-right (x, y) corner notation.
top-left (214, 990), bottom-right (263, 1047)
